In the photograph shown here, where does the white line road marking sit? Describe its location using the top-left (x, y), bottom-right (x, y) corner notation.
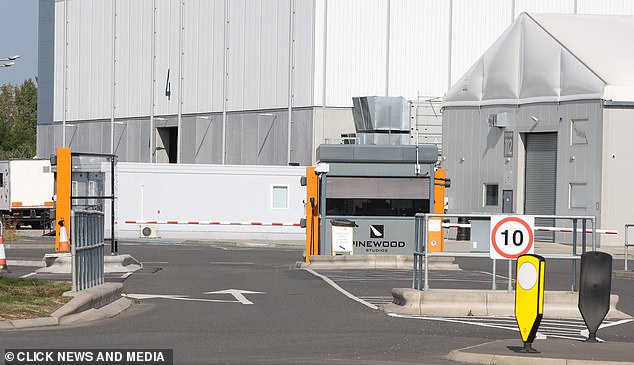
top-left (388, 313), bottom-right (547, 339)
top-left (120, 272), bottom-right (134, 279)
top-left (20, 272), bottom-right (37, 278)
top-left (122, 293), bottom-right (235, 303)
top-left (204, 289), bottom-right (265, 305)
top-left (579, 319), bottom-right (634, 341)
top-left (304, 268), bottom-right (378, 310)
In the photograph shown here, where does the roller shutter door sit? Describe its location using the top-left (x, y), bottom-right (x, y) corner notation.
top-left (525, 133), bottom-right (557, 241)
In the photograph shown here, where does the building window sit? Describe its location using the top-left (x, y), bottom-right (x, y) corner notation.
top-left (569, 183), bottom-right (587, 209)
top-left (272, 185), bottom-right (288, 209)
top-left (484, 184), bottom-right (499, 206)
top-left (570, 119), bottom-right (589, 145)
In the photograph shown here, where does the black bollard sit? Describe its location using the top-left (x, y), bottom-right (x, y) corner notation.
top-left (578, 251), bottom-right (612, 342)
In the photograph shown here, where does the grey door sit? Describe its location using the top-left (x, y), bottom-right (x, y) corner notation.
top-left (524, 133), bottom-right (557, 241)
top-left (502, 190), bottom-right (513, 213)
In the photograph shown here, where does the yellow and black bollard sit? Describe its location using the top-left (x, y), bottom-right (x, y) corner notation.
top-left (515, 254), bottom-right (546, 353)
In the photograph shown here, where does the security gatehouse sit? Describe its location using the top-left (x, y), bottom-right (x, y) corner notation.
top-left (305, 144), bottom-right (438, 256)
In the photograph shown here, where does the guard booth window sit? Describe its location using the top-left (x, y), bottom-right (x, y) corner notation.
top-left (325, 177), bottom-right (430, 216)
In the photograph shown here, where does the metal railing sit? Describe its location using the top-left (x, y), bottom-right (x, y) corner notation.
top-left (413, 213), bottom-right (597, 292)
top-left (625, 224), bottom-right (634, 271)
top-left (71, 209), bottom-right (105, 291)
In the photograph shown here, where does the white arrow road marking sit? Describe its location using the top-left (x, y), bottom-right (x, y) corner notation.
top-left (204, 289), bottom-right (265, 305)
top-left (122, 293), bottom-right (235, 303)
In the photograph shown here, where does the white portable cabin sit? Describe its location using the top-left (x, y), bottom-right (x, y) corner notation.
top-left (113, 163), bottom-right (305, 241)
top-left (441, 13), bottom-right (634, 246)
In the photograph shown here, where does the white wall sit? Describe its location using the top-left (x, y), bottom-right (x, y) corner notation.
top-left (601, 108), bottom-right (634, 246)
top-left (115, 163), bottom-right (306, 241)
top-left (50, 0), bottom-right (634, 119)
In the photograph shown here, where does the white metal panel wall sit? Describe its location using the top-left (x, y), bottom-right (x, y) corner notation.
top-left (54, 0), bottom-right (114, 121)
top-left (578, 0), bottom-right (634, 14)
top-left (53, 1), bottom-right (64, 121)
top-left (114, 0), bottom-right (153, 118)
top-left (293, 0), bottom-right (317, 108)
top-left (601, 108), bottom-right (634, 245)
top-left (451, 0), bottom-right (512, 89)
top-left (515, 0), bottom-right (575, 15)
top-left (153, 0), bottom-right (181, 116)
top-left (323, 0), bottom-right (388, 106)
top-left (182, 0), bottom-right (224, 113)
top-left (51, 0), bottom-right (634, 120)
top-left (388, 0), bottom-right (451, 98)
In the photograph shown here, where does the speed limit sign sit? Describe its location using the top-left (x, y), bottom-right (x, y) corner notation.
top-left (490, 215), bottom-right (535, 259)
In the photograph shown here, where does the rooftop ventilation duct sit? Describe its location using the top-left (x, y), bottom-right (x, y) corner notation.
top-left (351, 96), bottom-right (410, 145)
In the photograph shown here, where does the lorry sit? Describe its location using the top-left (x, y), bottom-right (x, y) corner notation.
top-left (0, 159), bottom-right (55, 229)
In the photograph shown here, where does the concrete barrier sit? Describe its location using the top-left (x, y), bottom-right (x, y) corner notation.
top-left (298, 255), bottom-right (459, 270)
top-left (384, 288), bottom-right (631, 319)
top-left (37, 253), bottom-right (141, 274)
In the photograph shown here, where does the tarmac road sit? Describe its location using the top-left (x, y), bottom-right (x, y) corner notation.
top-left (2, 235), bottom-right (634, 364)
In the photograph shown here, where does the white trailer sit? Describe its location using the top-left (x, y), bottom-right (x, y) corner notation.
top-left (0, 160), bottom-right (55, 228)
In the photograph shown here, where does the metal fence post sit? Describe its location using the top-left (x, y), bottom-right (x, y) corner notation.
top-left (572, 218), bottom-right (578, 292)
top-left (626, 224), bottom-right (632, 272)
top-left (492, 259), bottom-right (496, 290)
top-left (424, 214), bottom-right (429, 291)
top-left (583, 217), bottom-right (597, 253)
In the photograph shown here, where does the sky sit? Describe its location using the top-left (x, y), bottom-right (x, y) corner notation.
top-left (0, 0), bottom-right (38, 86)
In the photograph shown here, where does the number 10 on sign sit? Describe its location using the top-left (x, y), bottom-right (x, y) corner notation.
top-left (490, 215), bottom-right (535, 260)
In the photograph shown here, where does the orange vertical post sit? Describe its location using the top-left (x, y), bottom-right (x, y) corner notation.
top-left (56, 148), bottom-right (71, 252)
top-left (305, 167), bottom-right (319, 262)
top-left (428, 168), bottom-right (446, 252)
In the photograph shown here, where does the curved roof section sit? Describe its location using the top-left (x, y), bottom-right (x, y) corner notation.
top-left (444, 13), bottom-right (634, 107)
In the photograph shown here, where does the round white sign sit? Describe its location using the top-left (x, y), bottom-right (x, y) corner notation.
top-left (517, 262), bottom-right (538, 290)
top-left (489, 215), bottom-right (535, 260)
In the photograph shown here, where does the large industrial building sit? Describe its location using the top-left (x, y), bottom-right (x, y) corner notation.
top-left (442, 13), bottom-right (634, 246)
top-left (37, 0), bottom-right (634, 166)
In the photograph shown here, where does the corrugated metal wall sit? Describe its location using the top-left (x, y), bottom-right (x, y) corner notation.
top-left (41, 0), bottom-right (634, 164)
top-left (52, 0), bottom-right (314, 121)
top-left (50, 0), bottom-right (634, 119)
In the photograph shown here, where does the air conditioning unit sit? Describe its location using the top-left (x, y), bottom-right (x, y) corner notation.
top-left (139, 224), bottom-right (159, 238)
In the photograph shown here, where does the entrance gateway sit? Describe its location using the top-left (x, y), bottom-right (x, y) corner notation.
top-left (304, 144), bottom-right (438, 256)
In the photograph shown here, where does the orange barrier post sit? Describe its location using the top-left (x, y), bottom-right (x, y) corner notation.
top-left (428, 168), bottom-right (447, 252)
top-left (0, 225), bottom-right (8, 272)
top-left (56, 148), bottom-right (71, 252)
top-left (304, 167), bottom-right (319, 262)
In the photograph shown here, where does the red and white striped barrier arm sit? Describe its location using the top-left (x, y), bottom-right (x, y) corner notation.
top-left (533, 226), bottom-right (618, 235)
top-left (124, 220), bottom-right (302, 227)
top-left (441, 223), bottom-right (618, 235)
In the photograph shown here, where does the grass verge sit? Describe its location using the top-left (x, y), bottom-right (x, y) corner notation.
top-left (0, 276), bottom-right (72, 321)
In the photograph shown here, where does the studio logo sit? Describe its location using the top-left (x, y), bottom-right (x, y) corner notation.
top-left (369, 225), bottom-right (384, 238)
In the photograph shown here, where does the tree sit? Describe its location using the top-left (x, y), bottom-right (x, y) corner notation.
top-left (0, 79), bottom-right (37, 159)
